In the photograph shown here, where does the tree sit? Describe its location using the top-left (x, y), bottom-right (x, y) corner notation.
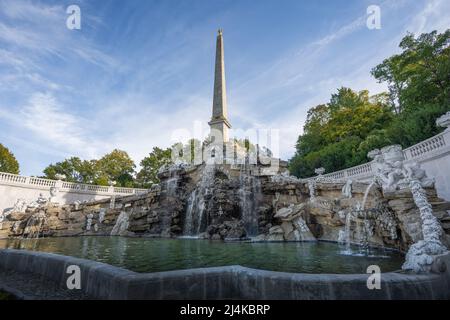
top-left (136, 147), bottom-right (172, 187)
top-left (372, 30), bottom-right (450, 141)
top-left (0, 144), bottom-right (19, 174)
top-left (290, 30), bottom-right (450, 178)
top-left (289, 88), bottom-right (392, 178)
top-left (95, 149), bottom-right (136, 187)
top-left (43, 157), bottom-right (96, 183)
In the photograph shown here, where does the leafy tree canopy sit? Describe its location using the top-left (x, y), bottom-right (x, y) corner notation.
top-left (290, 29), bottom-right (450, 178)
top-left (136, 147), bottom-right (173, 187)
top-left (43, 149), bottom-right (136, 187)
top-left (0, 144), bottom-right (19, 174)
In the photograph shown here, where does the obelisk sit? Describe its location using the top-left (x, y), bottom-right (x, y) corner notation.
top-left (209, 29), bottom-right (231, 143)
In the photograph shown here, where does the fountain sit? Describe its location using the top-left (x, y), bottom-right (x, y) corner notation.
top-left (368, 145), bottom-right (448, 271)
top-left (238, 164), bottom-right (262, 237)
top-left (402, 179), bottom-right (447, 272)
top-left (111, 211), bottom-right (130, 236)
top-left (182, 164), bottom-right (215, 236)
top-left (23, 210), bottom-right (47, 239)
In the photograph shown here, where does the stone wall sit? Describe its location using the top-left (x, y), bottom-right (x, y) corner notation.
top-left (1, 249), bottom-right (449, 299)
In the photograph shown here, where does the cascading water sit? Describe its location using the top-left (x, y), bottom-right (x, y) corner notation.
top-left (23, 211), bottom-right (47, 239)
top-left (361, 181), bottom-right (376, 211)
top-left (182, 165), bottom-right (215, 236)
top-left (341, 211), bottom-right (353, 254)
top-left (238, 162), bottom-right (261, 237)
top-left (341, 200), bottom-right (374, 256)
top-left (111, 210), bottom-right (130, 236)
top-left (183, 190), bottom-right (197, 236)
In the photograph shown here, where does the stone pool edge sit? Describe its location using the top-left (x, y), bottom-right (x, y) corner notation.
top-left (0, 249), bottom-right (449, 300)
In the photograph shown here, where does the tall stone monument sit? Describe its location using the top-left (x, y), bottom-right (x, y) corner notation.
top-left (209, 29), bottom-right (232, 144)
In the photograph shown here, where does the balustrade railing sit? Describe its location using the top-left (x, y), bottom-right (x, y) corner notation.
top-left (0, 171), bottom-right (147, 195)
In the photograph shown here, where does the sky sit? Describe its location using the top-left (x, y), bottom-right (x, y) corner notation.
top-left (0, 0), bottom-right (449, 176)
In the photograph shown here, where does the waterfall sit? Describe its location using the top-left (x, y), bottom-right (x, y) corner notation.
top-left (166, 177), bottom-right (179, 197)
top-left (361, 181), bottom-right (376, 211)
top-left (23, 211), bottom-right (47, 239)
top-left (238, 164), bottom-right (261, 237)
top-left (182, 165), bottom-right (215, 236)
top-left (341, 211), bottom-right (353, 254)
top-left (183, 190), bottom-right (197, 236)
top-left (111, 211), bottom-right (130, 236)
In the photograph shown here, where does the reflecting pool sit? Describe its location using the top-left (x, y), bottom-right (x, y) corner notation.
top-left (0, 237), bottom-right (404, 274)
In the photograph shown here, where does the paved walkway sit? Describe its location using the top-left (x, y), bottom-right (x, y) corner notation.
top-left (0, 270), bottom-right (93, 300)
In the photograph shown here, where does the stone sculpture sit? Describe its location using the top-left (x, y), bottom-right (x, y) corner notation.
top-left (402, 179), bottom-right (447, 272)
top-left (86, 213), bottom-right (94, 231)
top-left (4, 198), bottom-right (28, 214)
top-left (27, 193), bottom-right (48, 209)
top-left (436, 111), bottom-right (450, 129)
top-left (367, 146), bottom-right (447, 272)
top-left (49, 187), bottom-right (58, 203)
top-left (307, 179), bottom-right (316, 202)
top-left (369, 145), bottom-right (434, 193)
top-left (341, 180), bottom-right (353, 198)
top-left (99, 208), bottom-right (106, 223)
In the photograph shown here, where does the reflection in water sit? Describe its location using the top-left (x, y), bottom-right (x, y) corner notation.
top-left (0, 237), bottom-right (404, 274)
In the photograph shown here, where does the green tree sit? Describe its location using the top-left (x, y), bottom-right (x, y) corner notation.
top-left (0, 144), bottom-right (19, 174)
top-left (289, 88), bottom-right (392, 178)
top-left (43, 157), bottom-right (96, 183)
top-left (136, 147), bottom-right (172, 187)
top-left (290, 29), bottom-right (450, 178)
top-left (372, 30), bottom-right (450, 143)
top-left (95, 149), bottom-right (136, 187)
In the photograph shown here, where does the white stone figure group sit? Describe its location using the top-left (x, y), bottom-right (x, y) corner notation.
top-left (27, 193), bottom-right (49, 208)
top-left (402, 179), bottom-right (447, 272)
top-left (5, 198), bottom-right (28, 214)
top-left (368, 145), bottom-right (448, 272)
top-left (369, 145), bottom-right (434, 193)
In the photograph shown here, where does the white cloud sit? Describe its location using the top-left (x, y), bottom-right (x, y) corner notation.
top-left (0, 92), bottom-right (108, 160)
top-left (406, 0), bottom-right (450, 34)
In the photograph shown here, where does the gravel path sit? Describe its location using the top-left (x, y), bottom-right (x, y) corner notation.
top-left (0, 270), bottom-right (94, 300)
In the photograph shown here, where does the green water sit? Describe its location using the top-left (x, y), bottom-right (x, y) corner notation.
top-left (0, 237), bottom-right (404, 274)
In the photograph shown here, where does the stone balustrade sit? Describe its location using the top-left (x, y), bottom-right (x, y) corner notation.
top-left (0, 172), bottom-right (147, 195)
top-left (0, 172), bottom-right (148, 212)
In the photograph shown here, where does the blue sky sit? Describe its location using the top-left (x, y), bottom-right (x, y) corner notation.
top-left (0, 0), bottom-right (449, 176)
